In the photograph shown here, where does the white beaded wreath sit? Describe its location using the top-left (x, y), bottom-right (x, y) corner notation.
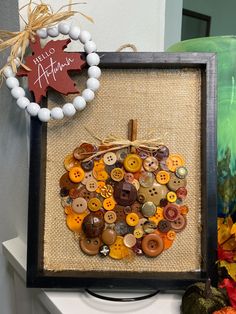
top-left (4, 22), bottom-right (101, 122)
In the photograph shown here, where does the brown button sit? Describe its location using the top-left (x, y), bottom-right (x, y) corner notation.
top-left (176, 187), bottom-right (187, 200)
top-left (163, 204), bottom-right (180, 221)
top-left (167, 173), bottom-right (187, 192)
top-left (60, 187), bottom-right (69, 197)
top-left (113, 181), bottom-right (137, 206)
top-left (72, 197), bottom-right (87, 214)
top-left (159, 198), bottom-right (168, 207)
top-left (81, 159), bottom-right (94, 172)
top-left (124, 206), bottom-right (132, 214)
top-left (138, 182), bottom-right (168, 206)
top-left (73, 143), bottom-right (95, 160)
top-left (80, 236), bottom-right (101, 255)
top-left (114, 205), bottom-right (126, 221)
top-left (104, 210), bottom-right (117, 223)
top-left (157, 219), bottom-right (171, 233)
top-left (78, 186), bottom-right (96, 202)
top-left (102, 228), bottom-right (117, 245)
top-left (69, 188), bottom-right (80, 199)
top-left (60, 173), bottom-right (79, 189)
top-left (170, 215), bottom-right (187, 232)
top-left (141, 233), bottom-right (164, 257)
top-left (82, 213), bottom-right (104, 238)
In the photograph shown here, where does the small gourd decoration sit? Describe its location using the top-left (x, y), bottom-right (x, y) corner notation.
top-left (181, 279), bottom-right (229, 314)
top-left (213, 307), bottom-right (236, 314)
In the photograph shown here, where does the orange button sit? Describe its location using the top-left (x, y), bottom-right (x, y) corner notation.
top-left (66, 212), bottom-right (87, 233)
top-left (126, 213), bottom-right (139, 226)
top-left (167, 230), bottom-right (176, 241)
top-left (69, 167), bottom-right (85, 183)
top-left (93, 169), bottom-right (109, 181)
top-left (124, 154), bottom-right (142, 173)
top-left (109, 236), bottom-right (130, 259)
top-left (166, 154), bottom-right (185, 172)
top-left (88, 198), bottom-right (102, 211)
top-left (180, 205), bottom-right (189, 215)
top-left (103, 197), bottom-right (116, 210)
top-left (96, 181), bottom-right (105, 193)
top-left (149, 207), bottom-right (164, 224)
top-left (156, 171), bottom-right (170, 185)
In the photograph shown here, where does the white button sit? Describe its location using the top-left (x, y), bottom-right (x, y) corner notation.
top-left (72, 197), bottom-right (87, 214)
top-left (103, 152), bottom-right (117, 166)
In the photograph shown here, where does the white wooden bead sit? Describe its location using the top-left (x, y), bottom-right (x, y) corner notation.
top-left (84, 41), bottom-right (96, 54)
top-left (73, 96), bottom-right (86, 111)
top-left (88, 66), bottom-right (101, 79)
top-left (86, 53), bottom-right (100, 66)
top-left (79, 30), bottom-right (91, 44)
top-left (38, 108), bottom-right (51, 122)
top-left (36, 28), bottom-right (48, 39)
top-left (26, 102), bottom-right (40, 116)
top-left (16, 97), bottom-right (30, 109)
top-left (86, 78), bottom-right (100, 91)
top-left (11, 86), bottom-right (25, 99)
top-left (58, 22), bottom-right (70, 35)
top-left (69, 26), bottom-right (80, 40)
top-left (51, 107), bottom-right (64, 120)
top-left (62, 103), bottom-right (76, 117)
top-left (47, 25), bottom-right (59, 37)
top-left (82, 89), bottom-right (95, 102)
top-left (7, 57), bottom-right (20, 68)
top-left (3, 66), bottom-right (14, 78)
top-left (6, 77), bottom-right (19, 89)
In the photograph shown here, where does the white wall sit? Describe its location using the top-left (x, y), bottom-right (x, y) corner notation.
top-left (0, 1), bottom-right (183, 313)
top-left (183, 0), bottom-right (236, 36)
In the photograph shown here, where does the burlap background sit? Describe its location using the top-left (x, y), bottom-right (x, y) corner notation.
top-left (43, 68), bottom-right (202, 272)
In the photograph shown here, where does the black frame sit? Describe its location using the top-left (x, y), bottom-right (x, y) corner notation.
top-left (182, 9), bottom-right (211, 40)
top-left (27, 52), bottom-right (217, 290)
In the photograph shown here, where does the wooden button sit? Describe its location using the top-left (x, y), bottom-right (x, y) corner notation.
top-left (80, 236), bottom-right (101, 255)
top-left (114, 205), bottom-right (126, 222)
top-left (167, 173), bottom-right (187, 192)
top-left (104, 210), bottom-right (117, 223)
top-left (143, 156), bottom-right (158, 172)
top-left (103, 197), bottom-right (116, 211)
top-left (69, 167), bottom-right (85, 183)
top-left (113, 181), bottom-right (137, 206)
top-left (141, 233), bottom-right (164, 257)
top-left (82, 213), bottom-right (104, 237)
top-left (102, 228), bottom-right (117, 245)
top-left (124, 154), bottom-right (142, 173)
top-left (72, 197), bottom-right (87, 214)
top-left (123, 233), bottom-right (136, 248)
top-left (138, 182), bottom-right (168, 206)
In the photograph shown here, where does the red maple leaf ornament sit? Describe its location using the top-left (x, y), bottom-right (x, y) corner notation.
top-left (17, 36), bottom-right (86, 103)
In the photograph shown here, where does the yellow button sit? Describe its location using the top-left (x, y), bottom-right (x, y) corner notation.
top-left (93, 159), bottom-right (105, 172)
top-left (156, 171), bottom-right (170, 185)
top-left (69, 167), bottom-right (85, 183)
top-left (96, 181), bottom-right (105, 193)
top-left (149, 207), bottom-right (164, 224)
top-left (103, 197), bottom-right (116, 210)
top-left (124, 154), bottom-right (142, 173)
top-left (126, 213), bottom-right (139, 226)
top-left (133, 228), bottom-right (144, 239)
top-left (66, 212), bottom-right (88, 233)
top-left (88, 198), bottom-right (102, 211)
top-left (64, 153), bottom-right (80, 170)
top-left (111, 168), bottom-right (124, 182)
top-left (166, 154), bottom-right (185, 172)
top-left (167, 191), bottom-right (177, 203)
top-left (109, 236), bottom-right (130, 260)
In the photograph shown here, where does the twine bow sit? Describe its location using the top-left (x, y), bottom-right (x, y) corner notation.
top-left (0, 1), bottom-right (93, 81)
top-left (82, 132), bottom-right (165, 162)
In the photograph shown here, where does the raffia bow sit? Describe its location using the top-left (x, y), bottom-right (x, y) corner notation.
top-left (0, 1), bottom-right (93, 81)
top-left (82, 134), bottom-right (165, 162)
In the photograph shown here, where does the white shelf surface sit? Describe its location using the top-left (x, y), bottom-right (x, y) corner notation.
top-left (2, 237), bottom-right (183, 314)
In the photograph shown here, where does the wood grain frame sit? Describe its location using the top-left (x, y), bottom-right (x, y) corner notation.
top-left (27, 52), bottom-right (217, 290)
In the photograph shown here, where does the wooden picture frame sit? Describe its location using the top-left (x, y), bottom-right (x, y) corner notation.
top-left (27, 52), bottom-right (217, 290)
